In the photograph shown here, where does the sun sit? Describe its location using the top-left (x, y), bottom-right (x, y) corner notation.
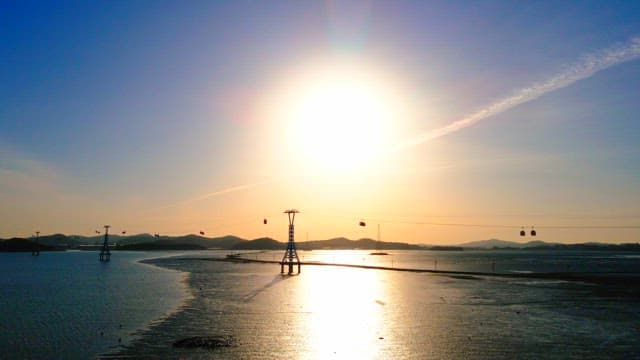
top-left (284, 69), bottom-right (396, 174)
top-left (262, 58), bottom-right (412, 179)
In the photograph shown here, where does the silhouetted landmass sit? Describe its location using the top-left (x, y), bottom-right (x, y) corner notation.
top-left (30, 233), bottom-right (81, 248)
top-left (1, 234), bottom-right (425, 251)
top-left (428, 246), bottom-right (464, 251)
top-left (1, 233), bottom-right (246, 250)
top-left (526, 243), bottom-right (640, 251)
top-left (232, 237), bottom-right (281, 250)
top-left (458, 238), bottom-right (562, 249)
top-left (459, 238), bottom-right (640, 251)
top-left (1, 234), bottom-right (638, 252)
top-left (112, 233), bottom-right (155, 245)
top-left (296, 237), bottom-right (422, 250)
top-left (117, 234), bottom-right (245, 249)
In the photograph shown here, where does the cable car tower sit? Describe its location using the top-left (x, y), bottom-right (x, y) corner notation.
top-left (281, 209), bottom-right (301, 274)
top-left (99, 225), bottom-right (111, 262)
top-left (31, 231), bottom-right (40, 256)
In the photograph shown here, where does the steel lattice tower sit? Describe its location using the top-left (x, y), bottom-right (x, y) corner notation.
top-left (281, 209), bottom-right (301, 274)
top-left (31, 231), bottom-right (40, 256)
top-left (99, 225), bottom-right (111, 262)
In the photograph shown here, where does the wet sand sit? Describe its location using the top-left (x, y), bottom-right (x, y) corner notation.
top-left (196, 255), bottom-right (640, 287)
top-left (107, 255), bottom-right (640, 359)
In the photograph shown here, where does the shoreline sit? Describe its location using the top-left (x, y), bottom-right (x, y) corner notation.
top-left (104, 254), bottom-right (255, 358)
top-left (186, 255), bottom-right (640, 285)
top-left (105, 252), bottom-right (640, 359)
top-left (98, 253), bottom-right (194, 359)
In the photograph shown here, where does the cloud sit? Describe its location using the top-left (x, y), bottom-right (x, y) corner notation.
top-left (0, 143), bottom-right (61, 195)
top-left (0, 144), bottom-right (102, 236)
top-left (143, 180), bottom-right (270, 213)
top-left (395, 36), bottom-right (640, 150)
top-left (183, 181), bottom-right (270, 203)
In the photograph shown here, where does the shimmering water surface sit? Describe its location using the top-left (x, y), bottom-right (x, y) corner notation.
top-left (121, 250), bottom-right (639, 359)
top-left (2, 249), bottom-right (640, 359)
top-left (231, 249), bottom-right (640, 274)
top-left (0, 251), bottom-right (188, 359)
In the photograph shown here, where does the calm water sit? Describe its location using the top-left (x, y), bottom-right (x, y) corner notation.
top-left (121, 249), bottom-right (639, 359)
top-left (2, 249), bottom-right (640, 359)
top-left (237, 249), bottom-right (640, 274)
top-left (0, 251), bottom-right (188, 359)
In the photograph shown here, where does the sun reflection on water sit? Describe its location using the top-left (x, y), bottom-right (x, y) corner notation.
top-left (297, 265), bottom-right (388, 359)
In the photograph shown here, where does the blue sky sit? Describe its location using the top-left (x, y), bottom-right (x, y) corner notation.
top-left (1, 1), bottom-right (639, 243)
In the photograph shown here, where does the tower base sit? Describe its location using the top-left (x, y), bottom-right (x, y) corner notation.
top-left (280, 261), bottom-right (301, 275)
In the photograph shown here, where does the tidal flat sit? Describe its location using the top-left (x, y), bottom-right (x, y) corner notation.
top-left (111, 251), bottom-right (640, 359)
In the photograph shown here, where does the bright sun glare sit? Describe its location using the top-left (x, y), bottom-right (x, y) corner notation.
top-left (292, 80), bottom-right (390, 170)
top-left (276, 61), bottom-right (402, 175)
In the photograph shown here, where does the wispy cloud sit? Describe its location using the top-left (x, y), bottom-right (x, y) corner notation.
top-left (0, 143), bottom-right (61, 196)
top-left (143, 180), bottom-right (270, 213)
top-left (183, 181), bottom-right (270, 203)
top-left (395, 36), bottom-right (640, 150)
top-left (0, 143), bottom-right (103, 236)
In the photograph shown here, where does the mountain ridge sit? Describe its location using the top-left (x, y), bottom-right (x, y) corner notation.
top-left (457, 238), bottom-right (561, 249)
top-left (2, 234), bottom-right (638, 251)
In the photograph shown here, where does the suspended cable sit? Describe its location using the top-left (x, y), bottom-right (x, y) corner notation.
top-left (304, 210), bottom-right (640, 230)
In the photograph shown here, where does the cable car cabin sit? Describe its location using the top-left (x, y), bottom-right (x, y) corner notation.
top-left (530, 228), bottom-right (537, 236)
top-left (359, 221), bottom-right (366, 227)
top-left (263, 218), bottom-right (267, 225)
top-left (520, 228), bottom-right (526, 236)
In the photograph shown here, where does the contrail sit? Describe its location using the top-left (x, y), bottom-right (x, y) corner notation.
top-left (142, 180), bottom-right (269, 213)
top-left (396, 36), bottom-right (640, 150)
top-left (184, 181), bottom-right (269, 203)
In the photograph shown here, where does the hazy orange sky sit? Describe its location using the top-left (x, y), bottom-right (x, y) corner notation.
top-left (2, 2), bottom-right (639, 244)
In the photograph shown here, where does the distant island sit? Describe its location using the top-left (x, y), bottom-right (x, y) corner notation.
top-left (1, 234), bottom-right (638, 252)
top-left (0, 234), bottom-right (425, 252)
top-left (457, 238), bottom-right (640, 251)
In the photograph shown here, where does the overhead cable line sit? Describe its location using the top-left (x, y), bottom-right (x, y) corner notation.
top-left (304, 211), bottom-right (640, 230)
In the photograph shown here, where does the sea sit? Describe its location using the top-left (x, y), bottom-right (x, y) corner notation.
top-left (1, 249), bottom-right (639, 359)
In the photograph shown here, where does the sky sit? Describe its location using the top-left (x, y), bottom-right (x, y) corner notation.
top-left (1, 1), bottom-right (639, 244)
